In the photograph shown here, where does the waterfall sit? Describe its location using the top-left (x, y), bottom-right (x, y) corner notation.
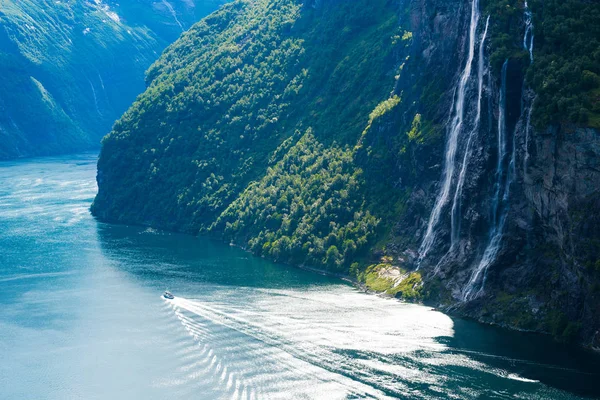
top-left (462, 2), bottom-right (536, 300)
top-left (449, 16), bottom-right (490, 249)
top-left (97, 72), bottom-right (106, 93)
top-left (523, 1), bottom-right (534, 62)
top-left (522, 2), bottom-right (535, 175)
top-left (162, 0), bottom-right (184, 32)
top-left (88, 78), bottom-right (103, 116)
top-left (418, 0), bottom-right (481, 265)
top-left (462, 60), bottom-right (510, 301)
top-left (523, 102), bottom-right (533, 176)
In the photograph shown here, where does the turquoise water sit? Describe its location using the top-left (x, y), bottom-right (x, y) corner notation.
top-left (1, 153), bottom-right (599, 399)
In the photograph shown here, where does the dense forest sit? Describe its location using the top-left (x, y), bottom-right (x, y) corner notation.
top-left (482, 0), bottom-right (600, 127)
top-left (94, 0), bottom-right (402, 255)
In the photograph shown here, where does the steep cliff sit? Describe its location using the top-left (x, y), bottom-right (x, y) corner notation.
top-left (0, 0), bottom-right (225, 159)
top-left (92, 0), bottom-right (600, 348)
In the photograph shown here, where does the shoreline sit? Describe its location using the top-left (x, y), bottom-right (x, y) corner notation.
top-left (223, 240), bottom-right (600, 355)
top-left (95, 215), bottom-right (600, 355)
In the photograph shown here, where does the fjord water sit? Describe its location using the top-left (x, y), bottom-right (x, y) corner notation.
top-left (1, 154), bottom-right (599, 400)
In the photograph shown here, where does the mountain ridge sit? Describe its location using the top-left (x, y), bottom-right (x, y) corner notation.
top-left (0, 0), bottom-right (226, 160)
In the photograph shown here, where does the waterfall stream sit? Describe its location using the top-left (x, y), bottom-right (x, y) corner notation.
top-left (523, 101), bottom-right (534, 176)
top-left (449, 16), bottom-right (490, 249)
top-left (462, 4), bottom-right (536, 300)
top-left (162, 0), bottom-right (185, 32)
top-left (418, 0), bottom-right (537, 300)
top-left (462, 60), bottom-right (510, 301)
top-left (418, 0), bottom-right (481, 265)
top-left (523, 1), bottom-right (535, 176)
top-left (88, 78), bottom-right (103, 116)
top-left (523, 1), bottom-right (534, 62)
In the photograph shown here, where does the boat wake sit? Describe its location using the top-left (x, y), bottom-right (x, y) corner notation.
top-left (167, 293), bottom-right (394, 399)
top-left (157, 287), bottom-right (565, 399)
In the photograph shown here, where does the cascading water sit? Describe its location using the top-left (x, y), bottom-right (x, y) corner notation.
top-left (462, 60), bottom-right (510, 301)
top-left (162, 0), bottom-right (184, 32)
top-left (421, 1), bottom-right (536, 298)
top-left (88, 78), bottom-right (103, 116)
top-left (522, 2), bottom-right (535, 176)
top-left (523, 2), bottom-right (534, 62)
top-left (462, 2), bottom-right (536, 301)
top-left (449, 16), bottom-right (490, 249)
top-left (523, 102), bottom-right (534, 176)
top-left (418, 0), bottom-right (481, 265)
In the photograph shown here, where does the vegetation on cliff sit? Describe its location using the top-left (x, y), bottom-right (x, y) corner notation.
top-left (483, 0), bottom-right (600, 127)
top-left (215, 131), bottom-right (379, 271)
top-left (93, 0), bottom-right (405, 273)
top-left (528, 0), bottom-right (600, 127)
top-left (358, 262), bottom-right (425, 301)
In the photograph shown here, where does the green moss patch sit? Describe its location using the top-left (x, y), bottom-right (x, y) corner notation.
top-left (358, 263), bottom-right (424, 301)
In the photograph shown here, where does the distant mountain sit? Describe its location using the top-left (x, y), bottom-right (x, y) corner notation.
top-left (0, 0), bottom-right (225, 159)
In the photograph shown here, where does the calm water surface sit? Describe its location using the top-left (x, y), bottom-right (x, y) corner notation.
top-left (1, 153), bottom-right (599, 399)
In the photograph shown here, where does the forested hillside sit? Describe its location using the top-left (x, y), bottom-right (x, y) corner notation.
top-left (94, 0), bottom-right (402, 270)
top-left (93, 0), bottom-right (600, 349)
top-left (0, 0), bottom-right (224, 159)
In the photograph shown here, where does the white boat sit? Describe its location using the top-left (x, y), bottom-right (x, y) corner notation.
top-left (163, 290), bottom-right (174, 300)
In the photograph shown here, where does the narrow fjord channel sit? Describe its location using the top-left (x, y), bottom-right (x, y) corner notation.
top-left (1, 153), bottom-right (599, 399)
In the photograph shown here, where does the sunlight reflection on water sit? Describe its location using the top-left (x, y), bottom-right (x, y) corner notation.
top-left (1, 153), bottom-right (599, 399)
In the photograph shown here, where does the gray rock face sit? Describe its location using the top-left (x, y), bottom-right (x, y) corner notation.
top-left (511, 125), bottom-right (600, 343)
top-left (379, 0), bottom-right (600, 347)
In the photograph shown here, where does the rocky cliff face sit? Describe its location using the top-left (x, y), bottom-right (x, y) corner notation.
top-left (380, 0), bottom-right (600, 347)
top-left (92, 0), bottom-right (600, 348)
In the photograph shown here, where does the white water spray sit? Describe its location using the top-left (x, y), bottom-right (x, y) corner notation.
top-left (462, 2), bottom-right (536, 300)
top-left (449, 16), bottom-right (490, 249)
top-left (88, 78), bottom-right (102, 116)
top-left (162, 0), bottom-right (184, 32)
top-left (523, 1), bottom-right (534, 62)
top-left (523, 102), bottom-right (534, 176)
top-left (463, 60), bottom-right (510, 301)
top-left (418, 0), bottom-right (481, 265)
top-left (522, 2), bottom-right (535, 175)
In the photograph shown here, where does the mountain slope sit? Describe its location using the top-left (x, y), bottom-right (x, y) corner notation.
top-left (0, 0), bottom-right (225, 159)
top-left (93, 0), bottom-right (400, 261)
top-left (93, 0), bottom-right (600, 349)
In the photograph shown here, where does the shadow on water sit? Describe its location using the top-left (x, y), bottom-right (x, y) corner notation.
top-left (444, 318), bottom-right (600, 398)
top-left (96, 222), bottom-right (600, 399)
top-left (94, 222), bottom-right (341, 293)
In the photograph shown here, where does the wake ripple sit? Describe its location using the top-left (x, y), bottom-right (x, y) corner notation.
top-left (155, 287), bottom-right (566, 399)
